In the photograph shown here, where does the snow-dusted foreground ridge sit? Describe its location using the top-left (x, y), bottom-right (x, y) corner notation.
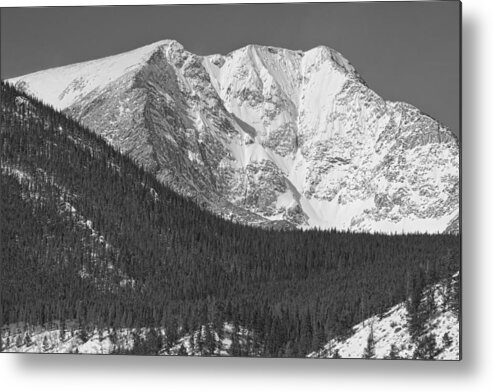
top-left (309, 274), bottom-right (460, 360)
top-left (8, 40), bottom-right (460, 233)
top-left (2, 274), bottom-right (460, 359)
top-left (1, 322), bottom-right (254, 356)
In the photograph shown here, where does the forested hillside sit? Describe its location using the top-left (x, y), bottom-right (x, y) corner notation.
top-left (0, 81), bottom-right (460, 356)
top-left (310, 273), bottom-right (460, 360)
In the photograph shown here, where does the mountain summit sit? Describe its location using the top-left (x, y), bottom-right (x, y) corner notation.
top-left (8, 40), bottom-right (459, 233)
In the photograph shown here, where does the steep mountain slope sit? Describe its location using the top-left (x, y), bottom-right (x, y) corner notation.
top-left (8, 40), bottom-right (460, 233)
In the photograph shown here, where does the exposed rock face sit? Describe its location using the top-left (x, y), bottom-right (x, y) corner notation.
top-left (9, 39), bottom-right (460, 233)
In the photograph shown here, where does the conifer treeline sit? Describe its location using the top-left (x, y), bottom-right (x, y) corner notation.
top-left (0, 81), bottom-right (460, 356)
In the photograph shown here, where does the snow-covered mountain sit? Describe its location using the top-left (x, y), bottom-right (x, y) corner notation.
top-left (8, 39), bottom-right (460, 233)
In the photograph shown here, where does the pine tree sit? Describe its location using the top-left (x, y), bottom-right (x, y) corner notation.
top-left (244, 334), bottom-right (252, 357)
top-left (386, 344), bottom-right (401, 359)
top-left (446, 275), bottom-right (460, 316)
top-left (109, 329), bottom-right (118, 345)
top-left (78, 328), bottom-right (89, 343)
top-left (413, 333), bottom-right (439, 360)
top-left (178, 343), bottom-right (187, 356)
top-left (230, 324), bottom-right (242, 357)
top-left (406, 272), bottom-right (425, 339)
top-left (42, 335), bottom-right (50, 352)
top-left (24, 332), bottom-right (32, 347)
top-left (362, 324), bottom-right (375, 359)
top-left (16, 335), bottom-right (23, 348)
top-left (196, 329), bottom-right (204, 355)
top-left (59, 321), bottom-right (66, 342)
top-left (300, 310), bottom-right (313, 354)
top-left (188, 333), bottom-right (195, 356)
top-left (204, 324), bottom-right (216, 356)
top-left (442, 332), bottom-right (453, 348)
top-left (312, 322), bottom-right (326, 352)
top-left (423, 285), bottom-right (437, 319)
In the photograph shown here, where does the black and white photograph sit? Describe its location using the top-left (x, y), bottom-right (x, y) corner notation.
top-left (1, 1), bottom-right (461, 361)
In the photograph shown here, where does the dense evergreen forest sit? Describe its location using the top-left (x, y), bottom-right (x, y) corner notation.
top-left (0, 81), bottom-right (460, 356)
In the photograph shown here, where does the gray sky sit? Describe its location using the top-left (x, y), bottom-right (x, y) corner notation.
top-left (0, 2), bottom-right (460, 135)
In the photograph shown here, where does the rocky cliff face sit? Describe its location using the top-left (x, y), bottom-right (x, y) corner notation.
top-left (9, 39), bottom-right (459, 233)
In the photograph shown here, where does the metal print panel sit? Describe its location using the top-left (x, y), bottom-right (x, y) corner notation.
top-left (0, 1), bottom-right (461, 359)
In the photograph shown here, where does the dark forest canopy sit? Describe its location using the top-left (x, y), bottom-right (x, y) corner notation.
top-left (0, 81), bottom-right (459, 356)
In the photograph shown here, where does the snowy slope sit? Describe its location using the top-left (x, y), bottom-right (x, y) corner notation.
top-left (1, 322), bottom-right (252, 356)
top-left (8, 40), bottom-right (172, 110)
top-left (308, 274), bottom-right (460, 360)
top-left (8, 40), bottom-right (460, 233)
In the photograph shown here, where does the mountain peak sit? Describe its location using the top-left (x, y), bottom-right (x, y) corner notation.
top-left (150, 39), bottom-right (185, 52)
top-left (303, 45), bottom-right (361, 79)
top-left (8, 40), bottom-right (182, 110)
